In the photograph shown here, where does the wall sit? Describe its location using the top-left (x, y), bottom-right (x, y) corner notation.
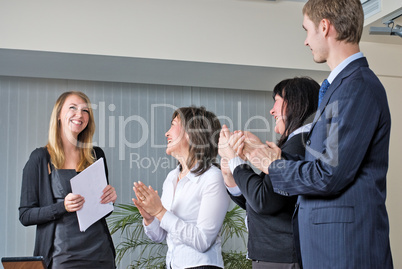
top-left (1, 0), bottom-right (400, 74)
top-left (0, 75), bottom-right (276, 268)
top-left (0, 0), bottom-right (313, 69)
top-left (2, 75), bottom-right (401, 268)
top-left (380, 76), bottom-right (402, 268)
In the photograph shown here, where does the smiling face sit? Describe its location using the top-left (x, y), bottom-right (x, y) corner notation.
top-left (165, 116), bottom-right (189, 159)
top-left (303, 14), bottom-right (328, 64)
top-left (270, 94), bottom-right (286, 135)
top-left (59, 94), bottom-right (90, 138)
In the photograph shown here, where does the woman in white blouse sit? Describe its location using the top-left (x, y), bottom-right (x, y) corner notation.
top-left (133, 106), bottom-right (230, 269)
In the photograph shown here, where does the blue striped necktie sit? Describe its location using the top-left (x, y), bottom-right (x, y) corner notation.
top-left (318, 79), bottom-right (330, 107)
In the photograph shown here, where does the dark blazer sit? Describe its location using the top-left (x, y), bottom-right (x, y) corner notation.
top-left (19, 147), bottom-right (115, 268)
top-left (229, 132), bottom-right (307, 263)
top-left (269, 57), bottom-right (393, 268)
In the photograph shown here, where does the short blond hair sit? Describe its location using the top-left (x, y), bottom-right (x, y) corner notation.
top-left (303, 0), bottom-right (364, 44)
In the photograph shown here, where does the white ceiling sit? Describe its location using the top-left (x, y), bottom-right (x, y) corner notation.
top-left (0, 0), bottom-right (399, 91)
top-left (243, 0), bottom-right (402, 45)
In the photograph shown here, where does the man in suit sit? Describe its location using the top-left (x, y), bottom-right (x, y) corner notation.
top-left (240, 0), bottom-right (394, 268)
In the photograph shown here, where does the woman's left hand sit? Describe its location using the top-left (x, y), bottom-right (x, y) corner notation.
top-left (133, 181), bottom-right (166, 220)
top-left (218, 125), bottom-right (237, 160)
top-left (101, 185), bottom-right (117, 204)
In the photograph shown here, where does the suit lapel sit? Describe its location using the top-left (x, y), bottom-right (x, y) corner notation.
top-left (307, 57), bottom-right (369, 139)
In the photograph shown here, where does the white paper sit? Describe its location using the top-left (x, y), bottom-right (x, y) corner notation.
top-left (70, 158), bottom-right (114, 232)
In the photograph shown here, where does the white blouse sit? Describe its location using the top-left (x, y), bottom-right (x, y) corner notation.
top-left (143, 165), bottom-right (230, 269)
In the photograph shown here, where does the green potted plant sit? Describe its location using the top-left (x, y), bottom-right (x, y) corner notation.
top-left (108, 204), bottom-right (251, 268)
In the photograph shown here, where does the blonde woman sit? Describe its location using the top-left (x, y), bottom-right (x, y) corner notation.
top-left (19, 91), bottom-right (117, 268)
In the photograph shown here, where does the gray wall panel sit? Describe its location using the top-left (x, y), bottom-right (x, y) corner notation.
top-left (0, 75), bottom-right (275, 268)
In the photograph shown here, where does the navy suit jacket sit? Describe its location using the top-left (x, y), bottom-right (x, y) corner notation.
top-left (269, 57), bottom-right (393, 268)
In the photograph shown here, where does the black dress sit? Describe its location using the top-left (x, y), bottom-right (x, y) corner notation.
top-left (51, 164), bottom-right (115, 269)
top-left (19, 147), bottom-right (116, 268)
top-left (50, 167), bottom-right (115, 269)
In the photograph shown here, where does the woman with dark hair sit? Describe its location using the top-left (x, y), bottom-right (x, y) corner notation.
top-left (218, 77), bottom-right (319, 269)
top-left (133, 106), bottom-right (230, 269)
top-left (19, 91), bottom-right (117, 268)
top-left (271, 77), bottom-right (319, 148)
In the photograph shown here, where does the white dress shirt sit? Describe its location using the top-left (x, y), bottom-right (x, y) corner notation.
top-left (327, 52), bottom-right (364, 83)
top-left (143, 165), bottom-right (230, 269)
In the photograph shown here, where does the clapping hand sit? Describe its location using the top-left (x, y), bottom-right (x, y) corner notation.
top-left (132, 181), bottom-right (166, 223)
top-left (241, 136), bottom-right (282, 174)
top-left (218, 125), bottom-right (237, 161)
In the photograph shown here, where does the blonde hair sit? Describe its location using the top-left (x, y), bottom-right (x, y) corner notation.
top-left (46, 91), bottom-right (96, 171)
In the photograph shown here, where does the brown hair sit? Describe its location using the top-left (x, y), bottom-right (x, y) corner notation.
top-left (272, 77), bottom-right (319, 147)
top-left (172, 106), bottom-right (221, 176)
top-left (46, 91), bottom-right (96, 171)
top-left (303, 0), bottom-right (364, 44)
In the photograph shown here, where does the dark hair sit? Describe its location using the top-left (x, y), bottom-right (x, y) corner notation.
top-left (303, 0), bottom-right (364, 44)
top-left (273, 77), bottom-right (319, 147)
top-left (172, 106), bottom-right (221, 176)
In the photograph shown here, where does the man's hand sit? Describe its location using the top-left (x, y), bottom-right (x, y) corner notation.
top-left (242, 140), bottom-right (282, 174)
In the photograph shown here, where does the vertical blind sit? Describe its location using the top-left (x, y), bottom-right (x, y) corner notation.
top-left (0, 75), bottom-right (276, 267)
